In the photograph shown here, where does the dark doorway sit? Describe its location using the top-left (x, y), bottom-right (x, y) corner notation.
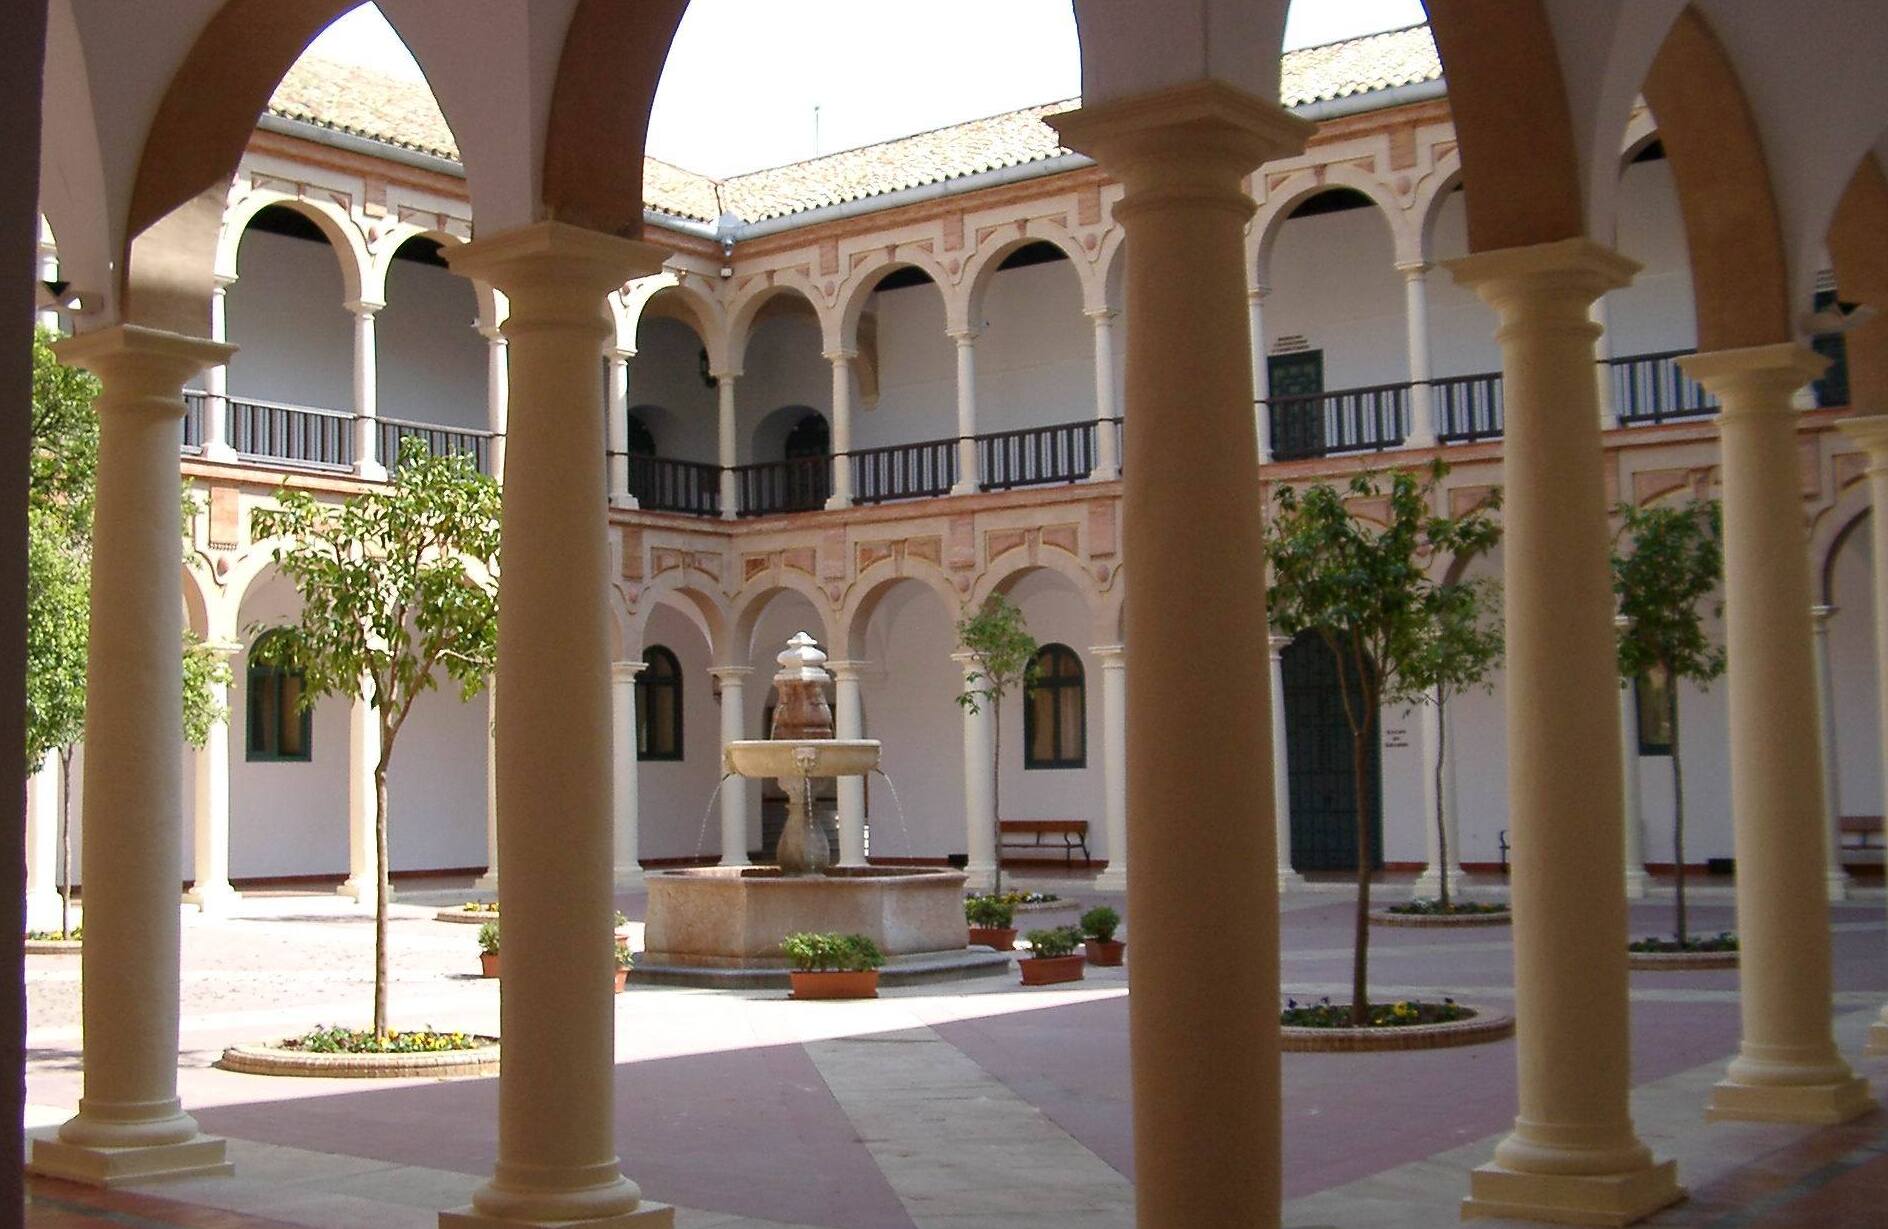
top-left (1267, 349), bottom-right (1326, 461)
top-left (1282, 631), bottom-right (1383, 872)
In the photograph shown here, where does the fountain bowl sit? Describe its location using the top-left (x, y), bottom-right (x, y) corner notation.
top-left (724, 738), bottom-right (880, 780)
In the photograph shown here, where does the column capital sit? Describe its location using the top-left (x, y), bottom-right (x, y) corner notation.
top-left (949, 650), bottom-right (985, 671)
top-left (822, 347), bottom-right (859, 364)
top-left (1837, 413), bottom-right (1888, 458)
top-left (710, 368), bottom-right (743, 385)
top-left (708, 665), bottom-right (752, 682)
top-left (611, 659), bottom-right (647, 682)
top-left (1811, 603), bottom-right (1837, 625)
top-left (1247, 285), bottom-right (1270, 304)
top-left (826, 659), bottom-right (870, 682)
top-left (53, 325), bottom-right (236, 413)
top-left (211, 272), bottom-right (238, 293)
top-left (1680, 343), bottom-right (1827, 412)
top-left (1083, 307), bottom-right (1118, 324)
top-left (946, 328), bottom-right (979, 346)
top-left (1090, 644), bottom-right (1127, 667)
top-left (608, 346), bottom-right (635, 364)
top-left (1446, 237), bottom-right (1638, 317)
top-left (1395, 260), bottom-right (1432, 279)
top-left (343, 297), bottom-right (385, 319)
top-left (446, 222), bottom-right (669, 318)
top-left (1267, 632), bottom-right (1292, 655)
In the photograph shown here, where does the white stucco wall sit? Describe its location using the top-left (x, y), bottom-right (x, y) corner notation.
top-left (227, 227), bottom-right (354, 412)
top-left (629, 316), bottom-right (720, 466)
top-left (377, 248), bottom-right (487, 432)
top-left (634, 601), bottom-right (724, 862)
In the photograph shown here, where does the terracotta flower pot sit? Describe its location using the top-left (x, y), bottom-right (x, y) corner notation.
top-left (1020, 953), bottom-right (1086, 986)
top-left (1084, 939), bottom-right (1125, 967)
top-left (479, 952), bottom-right (500, 979)
top-left (613, 968), bottom-right (629, 993)
top-left (968, 926), bottom-right (1017, 950)
top-left (789, 969), bottom-right (880, 1000)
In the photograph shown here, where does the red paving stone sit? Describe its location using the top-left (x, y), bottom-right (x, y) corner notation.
top-left (28, 1176), bottom-right (310, 1227)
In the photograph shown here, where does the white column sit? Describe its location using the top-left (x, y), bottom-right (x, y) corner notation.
top-left (710, 666), bottom-right (752, 867)
top-left (829, 661), bottom-right (868, 866)
top-left (1092, 645), bottom-right (1128, 890)
top-left (950, 330), bottom-right (980, 494)
top-left (348, 299), bottom-right (386, 480)
top-left (1593, 297), bottom-right (1619, 430)
top-left (606, 348), bottom-right (634, 508)
top-left (482, 326), bottom-right (509, 482)
top-left (1399, 262), bottom-right (1438, 448)
top-left (1615, 638), bottom-right (1649, 900)
top-left (824, 348), bottom-right (855, 509)
top-left (1811, 605), bottom-right (1852, 901)
top-left (1249, 287), bottom-right (1272, 464)
top-left (1268, 634), bottom-right (1304, 890)
top-left (25, 757), bottom-right (62, 933)
top-left (953, 651), bottom-right (997, 891)
top-left (475, 677), bottom-right (498, 892)
top-left (1087, 310), bottom-right (1121, 482)
top-left (201, 277), bottom-right (237, 461)
top-left (611, 662), bottom-right (645, 890)
top-left (184, 643), bottom-right (238, 912)
top-left (715, 372), bottom-right (739, 519)
top-left (338, 688), bottom-right (381, 905)
top-left (1410, 688), bottom-right (1463, 899)
top-left (29, 325), bottom-right (235, 1185)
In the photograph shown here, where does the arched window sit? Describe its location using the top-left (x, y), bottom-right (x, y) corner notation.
top-left (783, 412), bottom-right (830, 461)
top-left (636, 646), bottom-right (683, 761)
top-left (1023, 644), bottom-right (1085, 769)
top-left (624, 410), bottom-right (658, 457)
top-left (247, 630), bottom-right (311, 762)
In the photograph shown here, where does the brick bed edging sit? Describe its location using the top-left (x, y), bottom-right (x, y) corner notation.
top-left (1281, 1008), bottom-right (1515, 1052)
top-left (1367, 908), bottom-right (1512, 928)
top-left (217, 1039), bottom-right (501, 1078)
top-left (1627, 949), bottom-right (1739, 970)
top-left (24, 939), bottom-right (82, 954)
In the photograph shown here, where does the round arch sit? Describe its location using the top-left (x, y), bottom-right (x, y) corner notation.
top-left (1251, 167), bottom-right (1415, 282)
top-left (970, 552), bottom-right (1104, 643)
top-left (216, 192), bottom-right (370, 304)
top-left (730, 576), bottom-right (840, 667)
top-left (627, 570), bottom-right (730, 665)
top-left (961, 228), bottom-right (1097, 327)
top-left (726, 276), bottom-right (831, 372)
top-left (626, 277), bottom-right (728, 371)
top-left (835, 249), bottom-right (957, 349)
top-left (840, 557), bottom-right (964, 661)
top-left (365, 224), bottom-right (494, 326)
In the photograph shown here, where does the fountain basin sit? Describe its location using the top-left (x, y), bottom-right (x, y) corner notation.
top-left (723, 738), bottom-right (880, 779)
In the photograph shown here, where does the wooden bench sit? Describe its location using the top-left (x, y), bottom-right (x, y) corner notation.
top-left (998, 819), bottom-right (1091, 865)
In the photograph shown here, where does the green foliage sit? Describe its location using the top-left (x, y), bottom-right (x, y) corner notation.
top-left (1387, 898), bottom-right (1508, 916)
top-left (1612, 500), bottom-right (1725, 687)
top-left (1025, 925), bottom-right (1082, 959)
top-left (477, 921), bottom-right (500, 955)
top-left (1280, 996), bottom-right (1470, 1029)
top-left (780, 932), bottom-right (885, 972)
top-left (613, 910), bottom-right (629, 929)
top-left (30, 325), bottom-right (99, 540)
top-left (963, 895), bottom-right (1015, 928)
top-left (25, 508), bottom-right (88, 775)
top-left (181, 632), bottom-right (234, 750)
top-left (1629, 931), bottom-right (1738, 954)
top-left (24, 928), bottom-right (81, 942)
top-left (1079, 905), bottom-right (1119, 942)
top-left (613, 936), bottom-right (634, 971)
top-left (287, 1025), bottom-right (487, 1054)
top-left (955, 593), bottom-right (1039, 893)
top-left (460, 900), bottom-right (500, 914)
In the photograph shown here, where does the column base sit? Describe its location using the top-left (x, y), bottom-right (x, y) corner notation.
top-left (612, 867), bottom-right (646, 892)
top-left (823, 494), bottom-right (853, 511)
top-left (198, 442), bottom-right (239, 465)
top-left (1823, 868), bottom-right (1851, 902)
top-left (29, 1131), bottom-right (233, 1187)
top-left (608, 494), bottom-right (640, 511)
top-left (441, 1202), bottom-right (673, 1229)
top-left (336, 877), bottom-right (382, 906)
top-left (1623, 869), bottom-right (1650, 901)
top-left (1409, 868), bottom-right (1466, 900)
top-left (1706, 1074), bottom-right (1874, 1124)
top-left (25, 889), bottom-right (65, 934)
top-left (1085, 466), bottom-right (1119, 484)
top-left (1866, 1019), bottom-right (1888, 1057)
top-left (1402, 432), bottom-right (1439, 451)
top-left (950, 481), bottom-right (978, 497)
top-left (1278, 869), bottom-right (1309, 893)
top-left (183, 881), bottom-right (239, 913)
top-left (354, 460), bottom-right (389, 483)
top-left (474, 870), bottom-right (500, 893)
top-left (961, 861), bottom-right (997, 894)
top-left (1092, 867), bottom-right (1127, 892)
top-left (1463, 1159), bottom-right (1683, 1226)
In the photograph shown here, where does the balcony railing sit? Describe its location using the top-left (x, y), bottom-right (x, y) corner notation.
top-left (1434, 372), bottom-right (1505, 444)
top-left (1610, 348), bottom-right (1717, 425)
top-left (625, 453), bottom-right (721, 516)
top-left (853, 436), bottom-right (958, 505)
top-left (182, 391), bottom-right (207, 453)
top-left (733, 456), bottom-right (831, 517)
top-left (230, 396), bottom-right (354, 470)
top-left (978, 418), bottom-right (1098, 490)
top-left (1269, 381), bottom-right (1410, 461)
top-left (379, 417), bottom-right (496, 474)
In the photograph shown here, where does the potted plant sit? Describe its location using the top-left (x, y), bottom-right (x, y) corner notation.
top-left (613, 936), bottom-right (633, 993)
top-left (1021, 925), bottom-right (1086, 986)
top-left (1080, 906), bottom-right (1124, 966)
top-left (964, 895), bottom-right (1017, 950)
top-left (782, 931), bottom-right (885, 1000)
top-left (477, 921), bottom-right (500, 979)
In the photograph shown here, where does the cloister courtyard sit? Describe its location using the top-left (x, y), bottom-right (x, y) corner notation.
top-left (22, 873), bottom-right (1888, 1229)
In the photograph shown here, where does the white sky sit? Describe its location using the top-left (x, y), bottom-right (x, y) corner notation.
top-left (308, 0), bottom-right (1427, 178)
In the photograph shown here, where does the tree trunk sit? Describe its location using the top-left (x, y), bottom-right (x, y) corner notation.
top-left (58, 747), bottom-right (72, 937)
top-left (991, 698), bottom-right (1003, 896)
top-left (1351, 719), bottom-right (1372, 1027)
top-left (373, 759), bottom-right (391, 1040)
top-left (1670, 691), bottom-right (1687, 948)
top-left (1435, 694), bottom-right (1450, 913)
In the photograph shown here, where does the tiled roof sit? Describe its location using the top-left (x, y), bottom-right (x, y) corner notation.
top-left (265, 24), bottom-right (1443, 227)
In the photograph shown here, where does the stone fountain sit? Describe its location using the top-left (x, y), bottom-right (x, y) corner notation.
top-left (635, 633), bottom-right (1011, 987)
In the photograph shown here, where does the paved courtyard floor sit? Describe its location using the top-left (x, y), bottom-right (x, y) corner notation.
top-left (22, 871), bottom-right (1888, 1228)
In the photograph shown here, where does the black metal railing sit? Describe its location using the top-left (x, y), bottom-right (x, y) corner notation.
top-left (230, 397), bottom-right (354, 470)
top-left (853, 436), bottom-right (959, 504)
top-left (978, 419), bottom-right (1097, 490)
top-left (182, 391), bottom-right (207, 453)
top-left (1434, 372), bottom-right (1505, 443)
top-left (732, 456), bottom-right (831, 517)
top-left (1611, 348), bottom-right (1717, 425)
top-left (379, 417), bottom-right (495, 474)
top-left (1269, 382), bottom-right (1409, 461)
top-left (625, 453), bottom-right (721, 516)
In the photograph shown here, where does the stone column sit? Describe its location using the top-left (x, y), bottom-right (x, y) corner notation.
top-left (25, 757), bottom-right (62, 934)
top-left (1268, 633), bottom-right (1305, 891)
top-left (611, 662), bottom-right (645, 891)
top-left (950, 329), bottom-right (980, 494)
top-left (829, 660), bottom-right (868, 866)
top-left (1592, 298), bottom-right (1619, 430)
top-left (338, 688), bottom-right (382, 906)
top-left (1399, 262), bottom-right (1438, 448)
top-left (1249, 286), bottom-right (1272, 464)
top-left (29, 324), bottom-right (234, 1186)
top-left (1051, 84), bottom-right (1307, 1228)
top-left (482, 325), bottom-right (509, 481)
top-left (1684, 343), bottom-right (1870, 1125)
top-left (1614, 630), bottom-right (1649, 901)
top-left (442, 223), bottom-right (671, 1228)
top-left (1087, 310), bottom-right (1121, 481)
top-left (1092, 645), bottom-right (1128, 890)
top-left (1410, 688), bottom-right (1463, 900)
top-left (475, 677), bottom-right (498, 892)
top-left (184, 642), bottom-right (238, 912)
top-left (1811, 605), bottom-right (1851, 902)
top-left (1836, 413), bottom-right (1888, 1054)
top-left (709, 666), bottom-right (752, 867)
top-left (201, 277), bottom-right (237, 462)
top-left (825, 348), bottom-right (855, 509)
top-left (348, 298), bottom-right (386, 480)
top-left (606, 348), bottom-right (634, 508)
top-left (953, 650), bottom-right (997, 891)
top-left (1447, 239), bottom-right (1681, 1223)
top-left (714, 371), bottom-right (739, 519)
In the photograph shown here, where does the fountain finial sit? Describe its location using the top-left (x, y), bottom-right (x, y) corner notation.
top-left (770, 632), bottom-right (834, 740)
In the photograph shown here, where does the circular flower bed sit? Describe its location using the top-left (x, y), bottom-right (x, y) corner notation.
top-left (966, 890), bottom-right (1067, 915)
top-left (24, 928), bottom-right (82, 954)
top-left (434, 901), bottom-right (500, 925)
top-left (1370, 899), bottom-right (1511, 928)
top-left (1628, 931), bottom-right (1739, 969)
top-left (219, 1025), bottom-right (498, 1078)
top-left (1279, 996), bottom-right (1514, 1052)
